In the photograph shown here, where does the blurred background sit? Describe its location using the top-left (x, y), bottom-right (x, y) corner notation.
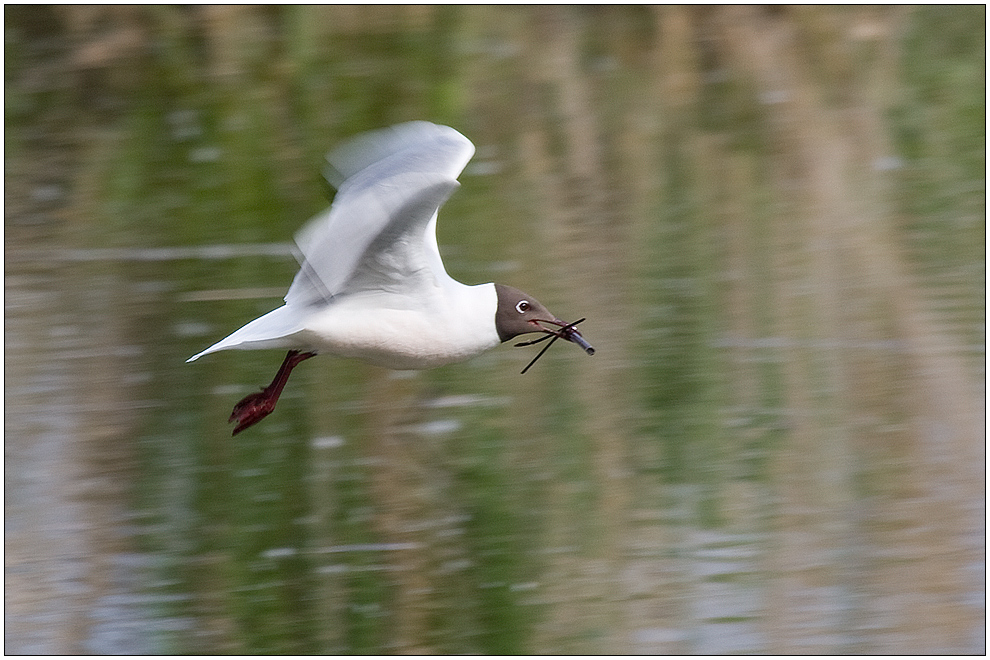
top-left (5, 5), bottom-right (984, 654)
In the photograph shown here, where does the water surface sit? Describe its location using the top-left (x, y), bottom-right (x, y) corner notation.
top-left (5, 5), bottom-right (984, 654)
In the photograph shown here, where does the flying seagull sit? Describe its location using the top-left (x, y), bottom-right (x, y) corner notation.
top-left (188, 122), bottom-right (594, 434)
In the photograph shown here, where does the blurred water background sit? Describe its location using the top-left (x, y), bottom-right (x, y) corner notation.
top-left (5, 5), bottom-right (985, 654)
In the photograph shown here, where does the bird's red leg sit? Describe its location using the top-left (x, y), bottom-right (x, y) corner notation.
top-left (229, 350), bottom-right (316, 436)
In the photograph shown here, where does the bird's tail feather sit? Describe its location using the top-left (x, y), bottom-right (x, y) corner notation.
top-left (186, 305), bottom-right (305, 362)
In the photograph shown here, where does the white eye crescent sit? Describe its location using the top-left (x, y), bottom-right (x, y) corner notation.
top-left (515, 300), bottom-right (530, 314)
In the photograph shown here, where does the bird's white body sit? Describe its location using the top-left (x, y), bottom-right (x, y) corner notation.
top-left (187, 122), bottom-right (503, 369)
top-left (203, 283), bottom-right (501, 370)
top-left (304, 284), bottom-right (500, 369)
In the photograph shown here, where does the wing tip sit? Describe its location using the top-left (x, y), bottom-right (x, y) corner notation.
top-left (324, 122), bottom-right (474, 188)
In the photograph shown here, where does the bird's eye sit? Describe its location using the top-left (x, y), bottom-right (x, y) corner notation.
top-left (516, 300), bottom-right (530, 314)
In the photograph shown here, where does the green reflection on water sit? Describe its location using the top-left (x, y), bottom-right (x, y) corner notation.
top-left (4, 4), bottom-right (984, 655)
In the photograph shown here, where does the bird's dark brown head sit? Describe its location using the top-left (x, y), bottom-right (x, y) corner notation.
top-left (494, 284), bottom-right (557, 342)
top-left (494, 283), bottom-right (595, 373)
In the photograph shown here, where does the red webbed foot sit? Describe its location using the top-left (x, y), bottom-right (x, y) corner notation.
top-left (228, 350), bottom-right (316, 436)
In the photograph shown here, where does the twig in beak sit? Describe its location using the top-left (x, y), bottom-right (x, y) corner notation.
top-left (515, 318), bottom-right (588, 374)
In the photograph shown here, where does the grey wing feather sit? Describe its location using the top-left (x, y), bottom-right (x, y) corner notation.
top-left (286, 122), bottom-right (474, 307)
top-left (331, 177), bottom-right (460, 297)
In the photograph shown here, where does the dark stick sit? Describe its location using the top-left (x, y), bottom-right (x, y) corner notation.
top-left (517, 318), bottom-right (588, 374)
top-left (520, 333), bottom-right (563, 374)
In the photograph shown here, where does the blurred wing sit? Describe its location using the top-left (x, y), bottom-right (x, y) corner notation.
top-left (286, 122), bottom-right (475, 307)
top-left (321, 120), bottom-right (474, 190)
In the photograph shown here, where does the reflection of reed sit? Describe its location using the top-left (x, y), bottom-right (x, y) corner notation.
top-left (514, 6), bottom-right (642, 653)
top-left (363, 370), bottom-right (434, 653)
top-left (720, 6), bottom-right (983, 653)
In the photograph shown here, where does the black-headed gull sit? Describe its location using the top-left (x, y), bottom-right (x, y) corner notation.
top-left (188, 122), bottom-right (594, 434)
